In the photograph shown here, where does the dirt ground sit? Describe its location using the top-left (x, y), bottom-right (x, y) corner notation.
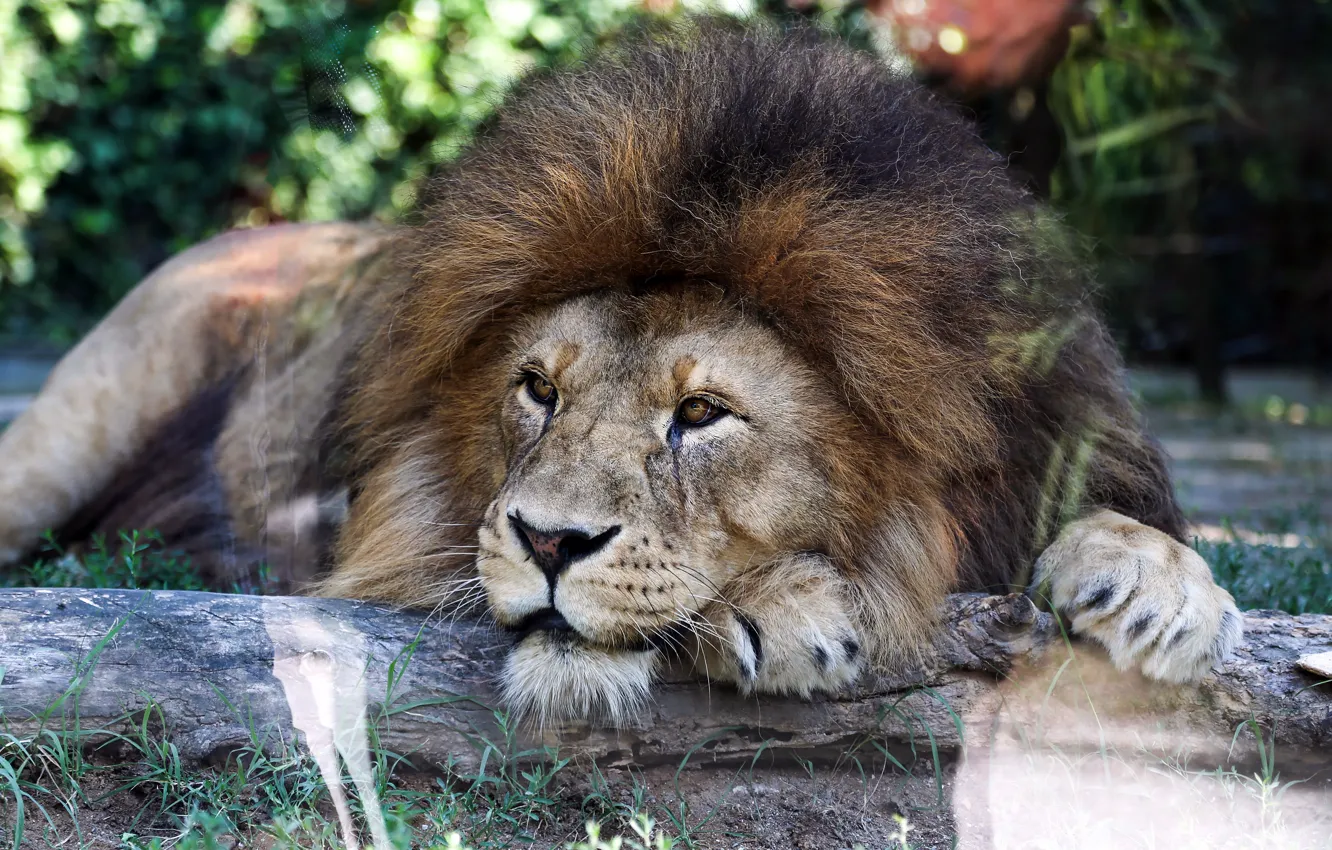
top-left (17, 759), bottom-right (957, 850)
top-left (24, 739), bottom-right (1332, 849)
top-left (587, 761), bottom-right (957, 850)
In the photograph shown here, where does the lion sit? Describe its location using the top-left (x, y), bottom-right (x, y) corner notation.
top-left (0, 19), bottom-right (1241, 722)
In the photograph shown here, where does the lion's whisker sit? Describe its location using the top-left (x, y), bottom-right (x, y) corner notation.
top-left (395, 551), bottom-right (480, 564)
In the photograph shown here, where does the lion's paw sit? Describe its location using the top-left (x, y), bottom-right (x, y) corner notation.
top-left (694, 557), bottom-right (863, 697)
top-left (1031, 509), bottom-right (1243, 683)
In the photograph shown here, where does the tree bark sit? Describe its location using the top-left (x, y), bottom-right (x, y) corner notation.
top-left (0, 588), bottom-right (1328, 774)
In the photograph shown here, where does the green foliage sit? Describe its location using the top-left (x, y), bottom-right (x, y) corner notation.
top-left (0, 0), bottom-right (885, 344)
top-left (1206, 540), bottom-right (1331, 615)
top-left (1046, 0), bottom-right (1332, 364)
top-left (0, 0), bottom-right (649, 343)
top-left (1050, 0), bottom-right (1237, 218)
top-left (1051, 0), bottom-right (1331, 217)
top-left (1198, 506), bottom-right (1332, 615)
top-left (1044, 0), bottom-right (1241, 331)
top-left (2, 670), bottom-right (692, 848)
top-left (2, 530), bottom-right (207, 590)
top-left (4, 0), bottom-right (1329, 366)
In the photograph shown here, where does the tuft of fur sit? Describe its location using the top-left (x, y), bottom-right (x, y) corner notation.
top-left (502, 633), bottom-right (658, 728)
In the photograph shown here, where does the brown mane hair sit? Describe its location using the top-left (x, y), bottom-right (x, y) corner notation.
top-left (338, 17), bottom-right (1184, 600)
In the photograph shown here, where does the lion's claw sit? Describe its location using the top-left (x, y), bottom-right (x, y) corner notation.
top-left (695, 556), bottom-right (863, 697)
top-left (1033, 510), bottom-right (1243, 683)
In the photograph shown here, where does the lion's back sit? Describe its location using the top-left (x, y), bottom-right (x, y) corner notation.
top-left (30, 222), bottom-right (400, 591)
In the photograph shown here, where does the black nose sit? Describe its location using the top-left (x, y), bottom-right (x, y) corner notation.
top-left (508, 511), bottom-right (620, 586)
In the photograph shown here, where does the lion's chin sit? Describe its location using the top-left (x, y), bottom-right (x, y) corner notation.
top-left (500, 631), bottom-right (659, 728)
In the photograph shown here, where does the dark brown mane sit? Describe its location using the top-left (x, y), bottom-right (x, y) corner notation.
top-left (343, 17), bottom-right (1184, 594)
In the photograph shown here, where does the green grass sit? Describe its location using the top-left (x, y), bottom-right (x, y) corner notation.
top-left (1, 530), bottom-right (272, 594)
top-left (0, 670), bottom-right (690, 849)
top-left (1, 647), bottom-right (927, 849)
top-left (1195, 504), bottom-right (1332, 615)
top-left (1, 531), bottom-right (207, 592)
top-left (0, 723), bottom-right (674, 848)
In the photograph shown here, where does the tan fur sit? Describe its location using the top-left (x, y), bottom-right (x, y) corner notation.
top-left (0, 20), bottom-right (1242, 721)
top-left (1032, 510), bottom-right (1243, 683)
top-left (0, 222), bottom-right (389, 572)
top-left (692, 554), bottom-right (864, 697)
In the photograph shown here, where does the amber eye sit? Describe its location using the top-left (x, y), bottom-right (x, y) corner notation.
top-left (677, 396), bottom-right (724, 427)
top-left (526, 373), bottom-right (557, 405)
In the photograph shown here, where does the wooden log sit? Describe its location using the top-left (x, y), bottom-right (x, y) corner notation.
top-left (0, 588), bottom-right (1328, 774)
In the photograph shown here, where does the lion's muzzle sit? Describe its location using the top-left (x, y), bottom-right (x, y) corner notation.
top-left (507, 510), bottom-right (621, 588)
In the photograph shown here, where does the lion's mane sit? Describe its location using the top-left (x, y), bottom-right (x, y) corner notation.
top-left (331, 18), bottom-right (1184, 607)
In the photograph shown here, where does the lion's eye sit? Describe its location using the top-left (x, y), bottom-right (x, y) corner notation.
top-left (526, 374), bottom-right (557, 405)
top-left (677, 397), bottom-right (724, 427)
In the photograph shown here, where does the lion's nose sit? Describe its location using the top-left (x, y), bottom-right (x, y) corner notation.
top-left (508, 510), bottom-right (620, 587)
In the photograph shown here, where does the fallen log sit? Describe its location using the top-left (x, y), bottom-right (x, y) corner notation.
top-left (0, 588), bottom-right (1328, 775)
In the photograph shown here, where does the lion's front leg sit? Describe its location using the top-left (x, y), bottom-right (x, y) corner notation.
top-left (692, 554), bottom-right (864, 697)
top-left (1031, 509), bottom-right (1243, 683)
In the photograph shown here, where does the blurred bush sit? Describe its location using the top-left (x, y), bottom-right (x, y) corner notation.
top-left (1046, 0), bottom-right (1332, 389)
top-left (0, 0), bottom-right (651, 342)
top-left (2, 0), bottom-right (1328, 375)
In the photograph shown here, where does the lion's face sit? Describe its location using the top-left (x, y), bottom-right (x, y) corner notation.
top-left (473, 288), bottom-right (845, 719)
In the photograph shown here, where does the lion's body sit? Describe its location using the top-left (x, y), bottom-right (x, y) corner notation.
top-left (0, 20), bottom-right (1240, 717)
top-left (0, 222), bottom-right (395, 587)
